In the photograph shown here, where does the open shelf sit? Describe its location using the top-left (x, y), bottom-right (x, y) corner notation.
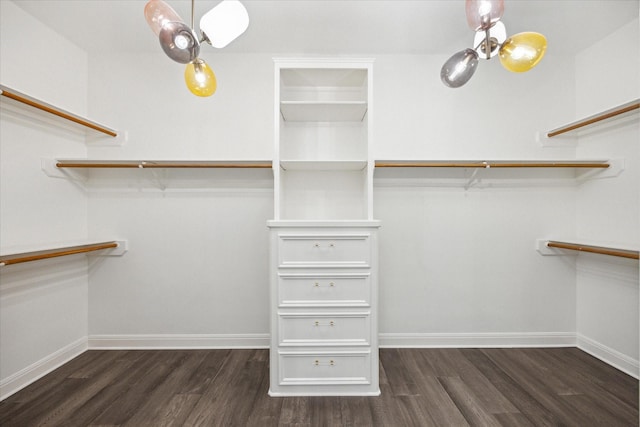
top-left (0, 84), bottom-right (118, 138)
top-left (54, 160), bottom-right (272, 169)
top-left (375, 160), bottom-right (610, 169)
top-left (546, 99), bottom-right (639, 138)
top-left (537, 239), bottom-right (639, 260)
top-left (0, 241), bottom-right (127, 266)
top-left (280, 101), bottom-right (367, 122)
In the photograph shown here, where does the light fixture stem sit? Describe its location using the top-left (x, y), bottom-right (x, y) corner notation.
top-left (484, 28), bottom-right (491, 60)
top-left (191, 0), bottom-right (195, 30)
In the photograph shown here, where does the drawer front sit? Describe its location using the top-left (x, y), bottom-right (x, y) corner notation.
top-left (278, 233), bottom-right (371, 268)
top-left (279, 351), bottom-right (371, 386)
top-left (278, 273), bottom-right (370, 307)
top-left (279, 312), bottom-right (370, 346)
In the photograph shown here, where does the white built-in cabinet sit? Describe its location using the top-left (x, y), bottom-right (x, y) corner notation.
top-left (268, 59), bottom-right (380, 396)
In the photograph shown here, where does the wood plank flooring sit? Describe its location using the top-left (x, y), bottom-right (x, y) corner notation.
top-left (0, 348), bottom-right (637, 426)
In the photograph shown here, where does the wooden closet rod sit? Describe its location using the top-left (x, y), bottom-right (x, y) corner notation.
top-left (547, 241), bottom-right (639, 260)
top-left (0, 242), bottom-right (118, 267)
top-left (547, 100), bottom-right (640, 137)
top-left (374, 161), bottom-right (609, 169)
top-left (0, 86), bottom-right (118, 137)
top-left (55, 161), bottom-right (272, 169)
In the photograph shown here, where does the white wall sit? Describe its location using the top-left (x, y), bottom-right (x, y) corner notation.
top-left (0, 1), bottom-right (90, 399)
top-left (85, 53), bottom-right (274, 344)
top-left (574, 18), bottom-right (639, 374)
top-left (82, 48), bottom-right (582, 348)
top-left (373, 54), bottom-right (579, 344)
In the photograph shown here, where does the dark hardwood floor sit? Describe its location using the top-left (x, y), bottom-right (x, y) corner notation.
top-left (0, 348), bottom-right (637, 426)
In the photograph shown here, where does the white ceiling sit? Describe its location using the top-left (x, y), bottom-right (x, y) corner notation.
top-left (11, 0), bottom-right (640, 55)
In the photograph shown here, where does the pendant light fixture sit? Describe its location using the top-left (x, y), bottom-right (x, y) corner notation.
top-left (144, 0), bottom-right (249, 97)
top-left (441, 0), bottom-right (547, 88)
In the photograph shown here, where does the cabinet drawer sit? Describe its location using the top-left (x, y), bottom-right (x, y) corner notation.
top-left (278, 273), bottom-right (370, 307)
top-left (279, 351), bottom-right (371, 386)
top-left (279, 312), bottom-right (370, 346)
top-left (278, 233), bottom-right (371, 268)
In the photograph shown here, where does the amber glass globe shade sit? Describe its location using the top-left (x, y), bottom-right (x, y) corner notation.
top-left (185, 59), bottom-right (217, 97)
top-left (499, 32), bottom-right (547, 73)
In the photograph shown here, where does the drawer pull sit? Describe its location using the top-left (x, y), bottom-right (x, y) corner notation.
top-left (313, 282), bottom-right (336, 288)
top-left (314, 359), bottom-right (335, 366)
top-left (312, 243), bottom-right (336, 248)
top-left (314, 320), bottom-right (335, 327)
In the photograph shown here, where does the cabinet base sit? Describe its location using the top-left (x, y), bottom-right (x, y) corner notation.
top-left (268, 388), bottom-right (381, 397)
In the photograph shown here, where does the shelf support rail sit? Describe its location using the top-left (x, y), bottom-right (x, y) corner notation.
top-left (374, 161), bottom-right (610, 169)
top-left (0, 241), bottom-right (127, 267)
top-left (546, 241), bottom-right (639, 260)
top-left (547, 99), bottom-right (640, 138)
top-left (0, 85), bottom-right (118, 138)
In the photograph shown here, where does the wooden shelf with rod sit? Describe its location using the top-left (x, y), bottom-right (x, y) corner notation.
top-left (0, 84), bottom-right (118, 138)
top-left (546, 98), bottom-right (639, 138)
top-left (0, 241), bottom-right (127, 267)
top-left (54, 160), bottom-right (273, 169)
top-left (537, 239), bottom-right (639, 260)
top-left (375, 160), bottom-right (610, 169)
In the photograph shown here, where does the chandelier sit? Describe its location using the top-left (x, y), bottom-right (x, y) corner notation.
top-left (441, 0), bottom-right (547, 88)
top-left (144, 0), bottom-right (249, 97)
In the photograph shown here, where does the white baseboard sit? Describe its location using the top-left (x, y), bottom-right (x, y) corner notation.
top-left (3, 332), bottom-right (636, 402)
top-left (577, 334), bottom-right (639, 379)
top-left (378, 332), bottom-right (577, 348)
top-left (0, 337), bottom-right (88, 401)
top-left (88, 333), bottom-right (270, 349)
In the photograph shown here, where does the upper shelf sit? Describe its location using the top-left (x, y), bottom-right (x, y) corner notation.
top-left (374, 160), bottom-right (610, 169)
top-left (280, 68), bottom-right (368, 88)
top-left (54, 160), bottom-right (272, 169)
top-left (547, 99), bottom-right (639, 138)
top-left (280, 160), bottom-right (367, 171)
top-left (0, 84), bottom-right (118, 138)
top-left (280, 101), bottom-right (367, 122)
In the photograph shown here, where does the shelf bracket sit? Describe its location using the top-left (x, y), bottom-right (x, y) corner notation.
top-left (536, 239), bottom-right (574, 256)
top-left (41, 158), bottom-right (88, 185)
top-left (463, 162), bottom-right (488, 190)
top-left (536, 130), bottom-right (577, 148)
top-left (140, 162), bottom-right (168, 190)
top-left (86, 129), bottom-right (128, 146)
top-left (575, 158), bottom-right (624, 182)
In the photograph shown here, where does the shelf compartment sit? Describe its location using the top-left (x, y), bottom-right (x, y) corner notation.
top-left (0, 84), bottom-right (118, 138)
top-left (375, 160), bottom-right (610, 169)
top-left (0, 241), bottom-right (127, 267)
top-left (280, 160), bottom-right (367, 171)
top-left (280, 169), bottom-right (367, 221)
top-left (537, 239), bottom-right (639, 260)
top-left (547, 99), bottom-right (640, 138)
top-left (55, 160), bottom-right (272, 169)
top-left (280, 101), bottom-right (367, 122)
top-left (281, 68), bottom-right (368, 89)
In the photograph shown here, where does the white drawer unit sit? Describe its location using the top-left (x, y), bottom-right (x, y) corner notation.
top-left (268, 222), bottom-right (380, 396)
top-left (278, 273), bottom-right (371, 307)
top-left (279, 311), bottom-right (371, 346)
top-left (278, 351), bottom-right (373, 387)
top-left (277, 233), bottom-right (371, 268)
